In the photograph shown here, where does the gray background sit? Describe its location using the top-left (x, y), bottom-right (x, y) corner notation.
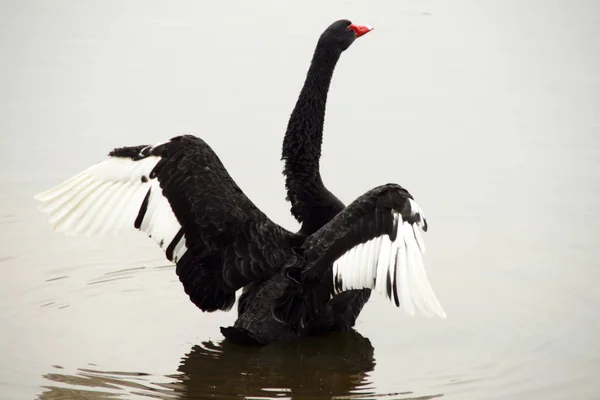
top-left (1, 0), bottom-right (599, 398)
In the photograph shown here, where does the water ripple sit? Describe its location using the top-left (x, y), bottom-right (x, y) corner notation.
top-left (38, 331), bottom-right (444, 400)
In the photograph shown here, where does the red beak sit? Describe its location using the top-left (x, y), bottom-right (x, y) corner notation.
top-left (349, 24), bottom-right (374, 38)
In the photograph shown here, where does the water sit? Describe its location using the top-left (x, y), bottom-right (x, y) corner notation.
top-left (1, 0), bottom-right (599, 399)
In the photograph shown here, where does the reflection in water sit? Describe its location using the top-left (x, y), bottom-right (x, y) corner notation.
top-left (39, 368), bottom-right (156, 399)
top-left (178, 330), bottom-right (376, 399)
top-left (38, 330), bottom-right (443, 399)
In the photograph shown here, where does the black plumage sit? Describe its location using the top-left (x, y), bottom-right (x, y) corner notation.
top-left (282, 20), bottom-right (355, 236)
top-left (272, 184), bottom-right (422, 330)
top-left (280, 18), bottom-right (374, 336)
top-left (40, 131), bottom-right (425, 344)
top-left (136, 135), bottom-right (298, 313)
top-left (35, 20), bottom-right (444, 346)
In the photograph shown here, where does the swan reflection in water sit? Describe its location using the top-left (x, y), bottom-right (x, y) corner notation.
top-left (178, 330), bottom-right (376, 399)
top-left (38, 330), bottom-right (443, 399)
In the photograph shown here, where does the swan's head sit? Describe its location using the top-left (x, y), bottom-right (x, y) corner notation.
top-left (319, 19), bottom-right (373, 53)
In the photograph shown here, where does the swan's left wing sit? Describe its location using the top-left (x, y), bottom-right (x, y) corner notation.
top-left (300, 183), bottom-right (446, 319)
top-left (34, 134), bottom-right (296, 313)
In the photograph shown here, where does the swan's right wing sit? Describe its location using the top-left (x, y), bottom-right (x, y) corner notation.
top-left (300, 184), bottom-right (446, 319)
top-left (35, 135), bottom-right (295, 313)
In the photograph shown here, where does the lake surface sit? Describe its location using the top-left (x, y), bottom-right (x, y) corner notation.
top-left (1, 0), bottom-right (599, 399)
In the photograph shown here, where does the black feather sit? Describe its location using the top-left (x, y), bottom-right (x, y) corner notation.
top-left (108, 135), bottom-right (295, 313)
top-left (134, 188), bottom-right (151, 229)
top-left (392, 250), bottom-right (400, 307)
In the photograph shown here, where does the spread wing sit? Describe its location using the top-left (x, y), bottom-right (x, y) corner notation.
top-left (300, 184), bottom-right (446, 319)
top-left (35, 134), bottom-right (295, 312)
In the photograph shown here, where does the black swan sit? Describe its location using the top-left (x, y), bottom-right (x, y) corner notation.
top-left (34, 20), bottom-right (446, 345)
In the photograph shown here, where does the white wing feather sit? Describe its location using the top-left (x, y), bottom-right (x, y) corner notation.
top-left (331, 201), bottom-right (446, 319)
top-left (34, 149), bottom-right (188, 263)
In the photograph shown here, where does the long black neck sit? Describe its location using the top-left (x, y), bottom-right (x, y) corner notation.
top-left (282, 44), bottom-right (341, 170)
top-left (281, 43), bottom-right (345, 233)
